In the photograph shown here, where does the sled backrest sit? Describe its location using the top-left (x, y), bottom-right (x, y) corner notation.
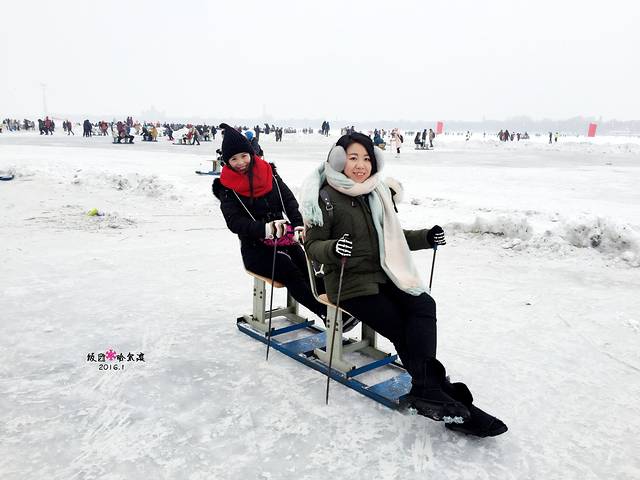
top-left (303, 249), bottom-right (324, 301)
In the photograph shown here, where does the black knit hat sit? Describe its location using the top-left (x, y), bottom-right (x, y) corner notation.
top-left (335, 132), bottom-right (378, 174)
top-left (219, 123), bottom-right (254, 163)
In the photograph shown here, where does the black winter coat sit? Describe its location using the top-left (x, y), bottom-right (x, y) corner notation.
top-left (212, 167), bottom-right (303, 249)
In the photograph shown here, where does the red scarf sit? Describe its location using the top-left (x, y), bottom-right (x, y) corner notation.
top-left (220, 155), bottom-right (273, 197)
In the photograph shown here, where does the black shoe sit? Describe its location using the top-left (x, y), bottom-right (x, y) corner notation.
top-left (445, 404), bottom-right (508, 437)
top-left (405, 387), bottom-right (471, 422)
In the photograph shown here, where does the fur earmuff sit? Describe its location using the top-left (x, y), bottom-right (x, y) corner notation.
top-left (327, 144), bottom-right (347, 172)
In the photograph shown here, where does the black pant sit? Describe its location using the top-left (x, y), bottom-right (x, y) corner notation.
top-left (341, 281), bottom-right (437, 365)
top-left (241, 243), bottom-right (326, 319)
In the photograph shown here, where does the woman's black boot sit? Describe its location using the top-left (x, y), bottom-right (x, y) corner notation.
top-left (442, 380), bottom-right (508, 437)
top-left (404, 358), bottom-right (471, 422)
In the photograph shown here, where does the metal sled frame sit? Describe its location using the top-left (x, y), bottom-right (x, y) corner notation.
top-left (239, 271), bottom-right (311, 333)
top-left (236, 264), bottom-right (412, 409)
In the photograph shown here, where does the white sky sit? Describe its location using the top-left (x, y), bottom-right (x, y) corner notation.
top-left (1, 0), bottom-right (639, 121)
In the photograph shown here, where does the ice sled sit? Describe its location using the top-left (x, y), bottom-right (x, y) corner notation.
top-left (195, 159), bottom-right (222, 176)
top-left (236, 255), bottom-right (412, 409)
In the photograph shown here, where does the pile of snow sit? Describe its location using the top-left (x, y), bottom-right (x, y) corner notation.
top-left (23, 205), bottom-right (137, 232)
top-left (0, 166), bottom-right (36, 179)
top-left (449, 215), bottom-right (534, 240)
top-left (561, 216), bottom-right (640, 263)
top-left (85, 211), bottom-right (136, 230)
top-left (72, 172), bottom-right (176, 199)
top-left (448, 214), bottom-right (640, 267)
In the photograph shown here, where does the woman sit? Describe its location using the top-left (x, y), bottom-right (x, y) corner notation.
top-left (302, 132), bottom-right (506, 437)
top-left (391, 128), bottom-right (402, 156)
top-left (212, 123), bottom-right (329, 325)
top-left (414, 131), bottom-right (422, 148)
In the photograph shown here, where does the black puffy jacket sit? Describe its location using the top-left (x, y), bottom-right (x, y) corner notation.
top-left (212, 167), bottom-right (303, 248)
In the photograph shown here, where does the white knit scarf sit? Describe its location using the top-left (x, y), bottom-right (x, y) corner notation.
top-left (301, 162), bottom-right (426, 296)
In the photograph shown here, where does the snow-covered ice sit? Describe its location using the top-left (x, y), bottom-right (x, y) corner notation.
top-left (1, 131), bottom-right (639, 479)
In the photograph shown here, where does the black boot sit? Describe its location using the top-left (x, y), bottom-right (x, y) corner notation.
top-left (404, 358), bottom-right (471, 422)
top-left (442, 381), bottom-right (508, 438)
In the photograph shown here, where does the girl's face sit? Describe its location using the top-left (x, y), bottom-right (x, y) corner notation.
top-left (343, 142), bottom-right (372, 183)
top-left (228, 152), bottom-right (251, 173)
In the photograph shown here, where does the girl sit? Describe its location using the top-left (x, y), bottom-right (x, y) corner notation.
top-left (212, 124), bottom-right (330, 326)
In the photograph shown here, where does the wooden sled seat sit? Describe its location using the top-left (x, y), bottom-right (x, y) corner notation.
top-left (245, 270), bottom-right (285, 289)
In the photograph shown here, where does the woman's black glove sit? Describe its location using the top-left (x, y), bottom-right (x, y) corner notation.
top-left (335, 234), bottom-right (353, 257)
top-left (426, 225), bottom-right (446, 247)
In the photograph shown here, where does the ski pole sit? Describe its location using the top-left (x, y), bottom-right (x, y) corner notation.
top-left (428, 244), bottom-right (437, 291)
top-left (265, 237), bottom-right (279, 361)
top-left (326, 234), bottom-right (349, 405)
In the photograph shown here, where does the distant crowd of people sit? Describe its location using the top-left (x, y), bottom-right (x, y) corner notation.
top-left (1, 116), bottom-right (568, 150)
top-left (38, 117), bottom-right (55, 135)
top-left (414, 129), bottom-right (436, 149)
top-left (497, 129), bottom-right (531, 142)
top-left (2, 118), bottom-right (34, 132)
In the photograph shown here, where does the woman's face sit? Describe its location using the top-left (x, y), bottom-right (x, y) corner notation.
top-left (228, 152), bottom-right (251, 173)
top-left (343, 142), bottom-right (372, 183)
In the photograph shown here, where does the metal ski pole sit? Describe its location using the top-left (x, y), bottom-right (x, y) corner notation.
top-left (326, 234), bottom-right (349, 405)
top-left (428, 244), bottom-right (437, 291)
top-left (265, 237), bottom-right (279, 361)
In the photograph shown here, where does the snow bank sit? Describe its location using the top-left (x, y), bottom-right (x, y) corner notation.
top-left (561, 217), bottom-right (640, 261)
top-left (448, 214), bottom-right (640, 267)
top-left (449, 215), bottom-right (534, 240)
top-left (71, 172), bottom-right (176, 199)
top-left (0, 165), bottom-right (36, 179)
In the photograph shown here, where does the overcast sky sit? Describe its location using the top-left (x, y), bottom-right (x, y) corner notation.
top-left (1, 0), bottom-right (638, 122)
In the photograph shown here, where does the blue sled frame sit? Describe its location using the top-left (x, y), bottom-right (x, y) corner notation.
top-left (236, 317), bottom-right (412, 409)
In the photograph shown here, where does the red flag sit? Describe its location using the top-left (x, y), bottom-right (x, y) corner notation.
top-left (436, 121), bottom-right (444, 134)
top-left (587, 123), bottom-right (597, 137)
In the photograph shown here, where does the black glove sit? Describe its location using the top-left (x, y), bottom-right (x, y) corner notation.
top-left (426, 225), bottom-right (446, 247)
top-left (334, 234), bottom-right (353, 257)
